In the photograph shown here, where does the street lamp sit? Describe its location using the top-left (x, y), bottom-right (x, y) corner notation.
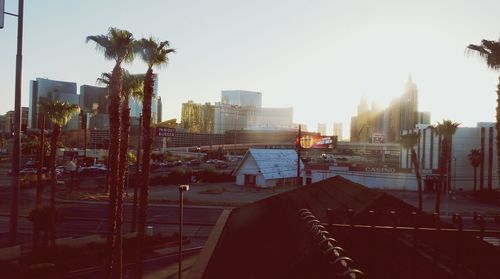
top-left (5, 0), bottom-right (25, 246)
top-left (178, 184), bottom-right (189, 279)
top-left (196, 145), bottom-right (201, 162)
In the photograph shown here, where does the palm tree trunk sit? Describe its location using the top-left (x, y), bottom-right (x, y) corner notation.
top-left (49, 124), bottom-right (61, 249)
top-left (445, 140), bottom-right (453, 192)
top-left (106, 64), bottom-right (122, 278)
top-left (114, 98), bottom-right (131, 274)
top-left (36, 114), bottom-right (45, 205)
top-left (411, 149), bottom-right (423, 211)
top-left (473, 167), bottom-right (477, 192)
top-left (496, 77), bottom-right (500, 205)
top-left (136, 68), bottom-right (154, 278)
top-left (50, 125), bottom-right (60, 209)
top-left (436, 138), bottom-right (447, 214)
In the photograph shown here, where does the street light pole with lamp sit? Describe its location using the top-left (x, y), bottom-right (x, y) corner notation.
top-left (178, 184), bottom-right (189, 279)
top-left (3, 0), bottom-right (25, 246)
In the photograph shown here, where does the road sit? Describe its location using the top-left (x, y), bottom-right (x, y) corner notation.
top-left (0, 200), bottom-right (225, 247)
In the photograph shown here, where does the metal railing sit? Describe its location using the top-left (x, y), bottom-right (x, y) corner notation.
top-left (298, 208), bottom-right (364, 278)
top-left (323, 209), bottom-right (500, 279)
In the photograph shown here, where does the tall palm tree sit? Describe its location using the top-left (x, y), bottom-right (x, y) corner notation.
top-left (434, 120), bottom-right (460, 214)
top-left (467, 149), bottom-right (482, 192)
top-left (40, 101), bottom-right (80, 209)
top-left (87, 27), bottom-right (135, 278)
top-left (398, 132), bottom-right (423, 211)
top-left (467, 39), bottom-right (500, 196)
top-left (40, 101), bottom-right (80, 248)
top-left (98, 70), bottom-right (143, 268)
top-left (135, 37), bottom-right (175, 278)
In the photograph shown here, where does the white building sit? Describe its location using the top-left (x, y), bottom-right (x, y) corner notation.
top-left (401, 122), bottom-right (498, 191)
top-left (311, 122), bottom-right (498, 192)
top-left (233, 149), bottom-right (304, 188)
top-left (333, 122), bottom-right (343, 141)
top-left (317, 123), bottom-right (327, 136)
top-left (221, 90), bottom-right (262, 108)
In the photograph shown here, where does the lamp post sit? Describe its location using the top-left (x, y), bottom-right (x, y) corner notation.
top-left (178, 184), bottom-right (189, 279)
top-left (5, 0), bottom-right (24, 246)
top-left (196, 145), bottom-right (201, 162)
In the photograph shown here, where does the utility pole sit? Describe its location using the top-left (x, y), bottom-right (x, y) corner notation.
top-left (7, 0), bottom-right (24, 246)
top-left (296, 124), bottom-right (302, 187)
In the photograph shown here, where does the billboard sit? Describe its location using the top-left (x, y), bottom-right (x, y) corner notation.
top-left (0, 0), bottom-right (4, 29)
top-left (156, 127), bottom-right (176, 137)
top-left (371, 133), bottom-right (384, 144)
top-left (299, 135), bottom-right (338, 149)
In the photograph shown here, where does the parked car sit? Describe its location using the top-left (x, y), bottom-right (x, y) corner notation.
top-left (20, 168), bottom-right (38, 175)
top-left (215, 162), bottom-right (229, 169)
top-left (187, 159), bottom-right (201, 166)
top-left (78, 166), bottom-right (107, 175)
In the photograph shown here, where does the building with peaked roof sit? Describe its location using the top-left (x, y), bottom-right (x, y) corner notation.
top-left (188, 176), bottom-right (499, 279)
top-left (232, 148), bottom-right (304, 187)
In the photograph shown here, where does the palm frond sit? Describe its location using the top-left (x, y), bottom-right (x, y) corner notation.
top-left (467, 39), bottom-right (500, 70)
top-left (87, 27), bottom-right (136, 65)
top-left (398, 132), bottom-right (419, 149)
top-left (435, 119), bottom-right (460, 140)
top-left (136, 37), bottom-right (175, 69)
top-left (122, 71), bottom-right (144, 101)
top-left (40, 101), bottom-right (81, 127)
top-left (96, 72), bottom-right (112, 87)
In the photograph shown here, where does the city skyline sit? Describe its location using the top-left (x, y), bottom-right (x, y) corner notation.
top-left (2, 0), bottom-right (500, 138)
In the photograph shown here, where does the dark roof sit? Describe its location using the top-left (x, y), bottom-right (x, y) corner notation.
top-left (199, 176), bottom-right (499, 279)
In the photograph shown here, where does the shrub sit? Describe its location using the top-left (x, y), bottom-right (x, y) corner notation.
top-left (196, 169), bottom-right (235, 183)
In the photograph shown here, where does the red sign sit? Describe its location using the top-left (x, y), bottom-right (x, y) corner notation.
top-left (156, 127), bottom-right (176, 137)
top-left (300, 136), bottom-right (338, 149)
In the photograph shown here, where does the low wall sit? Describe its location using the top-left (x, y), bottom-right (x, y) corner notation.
top-left (311, 169), bottom-right (418, 190)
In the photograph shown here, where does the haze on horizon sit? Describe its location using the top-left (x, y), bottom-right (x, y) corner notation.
top-left (1, 0), bottom-right (500, 137)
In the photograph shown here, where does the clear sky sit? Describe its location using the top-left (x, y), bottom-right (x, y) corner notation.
top-left (1, 0), bottom-right (500, 137)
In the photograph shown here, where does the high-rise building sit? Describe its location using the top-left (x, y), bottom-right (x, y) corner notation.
top-left (317, 123), bottom-right (326, 136)
top-left (1, 107), bottom-right (29, 136)
top-left (182, 91), bottom-right (293, 134)
top-left (350, 75), bottom-right (427, 143)
top-left (417, 111), bottom-right (431, 125)
top-left (221, 90), bottom-right (262, 108)
top-left (181, 101), bottom-right (215, 133)
top-left (29, 78), bottom-right (79, 130)
top-left (79, 85), bottom-right (108, 114)
top-left (399, 75), bottom-right (419, 131)
top-left (80, 85), bottom-right (109, 130)
top-left (333, 122), bottom-right (343, 141)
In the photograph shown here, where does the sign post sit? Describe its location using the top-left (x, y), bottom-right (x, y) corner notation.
top-left (0, 0), bottom-right (5, 29)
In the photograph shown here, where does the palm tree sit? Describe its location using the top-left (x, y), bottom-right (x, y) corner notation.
top-left (467, 39), bottom-right (500, 197)
top-left (40, 101), bottom-right (80, 248)
top-left (398, 132), bottom-right (423, 211)
top-left (98, 70), bottom-right (143, 269)
top-left (467, 149), bottom-right (482, 192)
top-left (87, 27), bottom-right (135, 278)
top-left (135, 37), bottom-right (175, 278)
top-left (434, 120), bottom-right (460, 214)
